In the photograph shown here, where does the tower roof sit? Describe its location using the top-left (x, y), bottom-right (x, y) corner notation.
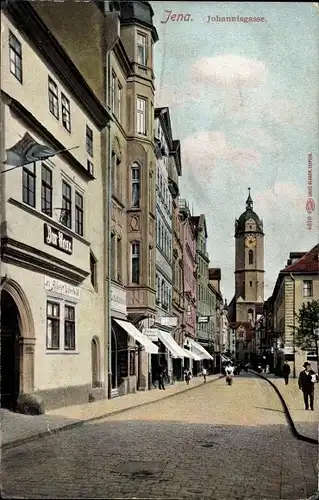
top-left (236, 188), bottom-right (263, 233)
top-left (112, 1), bottom-right (159, 42)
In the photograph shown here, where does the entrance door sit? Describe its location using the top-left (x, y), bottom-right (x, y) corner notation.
top-left (1, 291), bottom-right (20, 410)
top-left (111, 329), bottom-right (117, 389)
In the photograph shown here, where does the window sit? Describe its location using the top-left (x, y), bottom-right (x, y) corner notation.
top-left (61, 180), bottom-right (72, 228)
top-left (117, 82), bottom-right (122, 119)
top-left (64, 305), bottom-right (76, 350)
top-left (41, 164), bottom-right (52, 216)
top-left (90, 252), bottom-right (97, 290)
top-left (9, 31), bottom-right (22, 82)
top-left (131, 242), bottom-right (140, 284)
top-left (61, 93), bottom-right (71, 132)
top-left (72, 193), bottom-right (83, 237)
top-left (137, 33), bottom-right (147, 65)
top-left (117, 237), bottom-right (122, 282)
top-left (111, 72), bottom-right (116, 112)
top-left (22, 162), bottom-right (36, 207)
top-left (86, 125), bottom-right (93, 157)
top-left (87, 159), bottom-right (94, 176)
top-left (250, 281), bottom-right (252, 287)
top-left (303, 280), bottom-right (313, 297)
top-left (136, 97), bottom-right (146, 135)
top-left (46, 302), bottom-right (60, 350)
top-left (156, 275), bottom-right (160, 302)
top-left (48, 77), bottom-right (59, 119)
top-left (248, 250), bottom-right (253, 265)
top-left (131, 163), bottom-right (140, 207)
top-left (111, 233), bottom-right (116, 280)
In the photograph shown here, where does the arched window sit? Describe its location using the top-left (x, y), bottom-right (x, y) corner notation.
top-left (248, 250), bottom-right (253, 265)
top-left (131, 162), bottom-right (140, 207)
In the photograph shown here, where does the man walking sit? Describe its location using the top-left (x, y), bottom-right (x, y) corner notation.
top-left (202, 367), bottom-right (207, 383)
top-left (282, 361), bottom-right (291, 385)
top-left (158, 363), bottom-right (166, 390)
top-left (298, 362), bottom-right (318, 410)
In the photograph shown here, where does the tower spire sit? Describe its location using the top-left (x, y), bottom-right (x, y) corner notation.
top-left (246, 187), bottom-right (253, 210)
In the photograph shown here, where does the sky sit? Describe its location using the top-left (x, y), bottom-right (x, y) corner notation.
top-left (151, 1), bottom-right (319, 303)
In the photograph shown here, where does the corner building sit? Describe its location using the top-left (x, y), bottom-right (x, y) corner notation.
top-left (0, 1), bottom-right (111, 411)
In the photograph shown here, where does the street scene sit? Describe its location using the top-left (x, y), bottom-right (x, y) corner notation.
top-left (2, 373), bottom-right (318, 500)
top-left (1, 1), bottom-right (318, 499)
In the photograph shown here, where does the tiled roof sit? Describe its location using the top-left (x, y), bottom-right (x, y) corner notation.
top-left (281, 243), bottom-right (319, 273)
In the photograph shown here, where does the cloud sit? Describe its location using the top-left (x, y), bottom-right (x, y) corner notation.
top-left (235, 127), bottom-right (282, 153)
top-left (181, 130), bottom-right (260, 179)
top-left (155, 83), bottom-right (200, 110)
top-left (190, 55), bottom-right (267, 89)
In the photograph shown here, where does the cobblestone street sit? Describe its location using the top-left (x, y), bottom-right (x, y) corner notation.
top-left (2, 373), bottom-right (318, 500)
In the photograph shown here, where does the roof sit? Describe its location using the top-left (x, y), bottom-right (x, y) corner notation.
top-left (190, 214), bottom-right (208, 239)
top-left (209, 268), bottom-right (221, 280)
top-left (271, 243), bottom-right (319, 301)
top-left (281, 243), bottom-right (319, 273)
top-left (235, 188), bottom-right (263, 234)
top-left (154, 107), bottom-right (173, 150)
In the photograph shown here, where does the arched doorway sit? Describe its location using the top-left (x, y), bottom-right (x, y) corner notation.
top-left (91, 336), bottom-right (100, 388)
top-left (1, 278), bottom-right (35, 411)
top-left (1, 290), bottom-right (21, 410)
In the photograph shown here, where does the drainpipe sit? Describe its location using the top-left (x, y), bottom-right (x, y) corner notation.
top-left (105, 45), bottom-right (113, 400)
top-left (289, 273), bottom-right (296, 379)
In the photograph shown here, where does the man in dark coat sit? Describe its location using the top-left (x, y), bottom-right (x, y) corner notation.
top-left (282, 362), bottom-right (291, 385)
top-left (298, 362), bottom-right (318, 410)
top-left (157, 363), bottom-right (166, 390)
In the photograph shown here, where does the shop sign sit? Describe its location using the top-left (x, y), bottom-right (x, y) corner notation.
top-left (143, 328), bottom-right (158, 342)
top-left (44, 276), bottom-right (80, 300)
top-left (111, 285), bottom-right (127, 315)
top-left (44, 223), bottom-right (73, 255)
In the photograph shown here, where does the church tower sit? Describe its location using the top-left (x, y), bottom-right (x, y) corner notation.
top-left (234, 188), bottom-right (264, 325)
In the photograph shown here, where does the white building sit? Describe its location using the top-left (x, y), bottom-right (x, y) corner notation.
top-left (0, 4), bottom-right (110, 412)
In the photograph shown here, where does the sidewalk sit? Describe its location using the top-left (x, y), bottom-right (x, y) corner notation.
top-left (1, 374), bottom-right (221, 450)
top-left (258, 373), bottom-right (318, 442)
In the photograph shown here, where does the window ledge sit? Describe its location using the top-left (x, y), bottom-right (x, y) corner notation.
top-left (46, 350), bottom-right (79, 355)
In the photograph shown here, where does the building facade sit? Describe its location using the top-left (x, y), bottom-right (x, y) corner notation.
top-left (179, 199), bottom-right (197, 341)
top-left (1, 1), bottom-right (111, 411)
top-left (271, 244), bottom-right (319, 377)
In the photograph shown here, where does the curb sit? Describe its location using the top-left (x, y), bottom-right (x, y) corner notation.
top-left (2, 375), bottom-right (224, 451)
top-left (250, 370), bottom-right (318, 445)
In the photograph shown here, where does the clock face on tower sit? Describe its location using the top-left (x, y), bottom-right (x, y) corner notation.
top-left (245, 236), bottom-right (257, 248)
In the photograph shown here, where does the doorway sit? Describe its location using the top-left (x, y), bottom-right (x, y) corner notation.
top-left (1, 290), bottom-right (20, 410)
top-left (91, 336), bottom-right (100, 388)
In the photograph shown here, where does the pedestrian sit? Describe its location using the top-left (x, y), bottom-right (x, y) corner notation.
top-left (184, 368), bottom-right (191, 385)
top-left (158, 363), bottom-right (166, 390)
top-left (282, 361), bottom-right (291, 385)
top-left (202, 367), bottom-right (207, 383)
top-left (298, 362), bottom-right (318, 410)
top-left (225, 363), bottom-right (234, 385)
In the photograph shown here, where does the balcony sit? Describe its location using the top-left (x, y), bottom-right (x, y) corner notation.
top-left (178, 199), bottom-right (190, 219)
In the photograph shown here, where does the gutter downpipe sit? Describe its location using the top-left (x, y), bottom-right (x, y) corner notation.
top-left (106, 44), bottom-right (114, 399)
top-left (289, 273), bottom-right (296, 379)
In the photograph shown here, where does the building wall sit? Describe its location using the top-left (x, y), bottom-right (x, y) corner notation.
top-left (182, 216), bottom-right (196, 338)
top-left (123, 21), bottom-right (156, 320)
top-left (1, 10), bottom-right (107, 408)
top-left (155, 116), bottom-right (173, 317)
top-left (172, 198), bottom-right (184, 342)
top-left (196, 231), bottom-right (210, 342)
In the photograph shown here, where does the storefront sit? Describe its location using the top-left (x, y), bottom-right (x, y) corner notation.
top-left (186, 338), bottom-right (214, 375)
top-left (110, 285), bottom-right (159, 397)
top-left (145, 328), bottom-right (196, 386)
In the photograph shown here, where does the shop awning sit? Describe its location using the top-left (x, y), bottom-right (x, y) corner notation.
top-left (187, 338), bottom-right (214, 360)
top-left (155, 330), bottom-right (198, 360)
top-left (114, 319), bottom-right (158, 354)
top-left (221, 354), bottom-right (231, 363)
top-left (184, 349), bottom-right (202, 361)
